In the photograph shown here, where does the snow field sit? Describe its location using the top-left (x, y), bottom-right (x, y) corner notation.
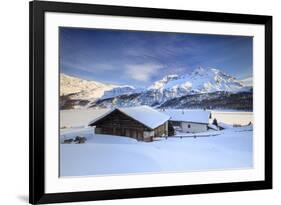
top-left (60, 125), bottom-right (253, 176)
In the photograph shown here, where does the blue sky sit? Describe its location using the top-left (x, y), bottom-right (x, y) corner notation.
top-left (60, 27), bottom-right (253, 88)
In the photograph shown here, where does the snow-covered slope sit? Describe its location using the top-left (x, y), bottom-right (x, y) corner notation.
top-left (60, 74), bottom-right (117, 100)
top-left (60, 74), bottom-right (141, 101)
top-left (101, 85), bottom-right (138, 99)
top-left (149, 67), bottom-right (246, 94)
top-left (239, 77), bottom-right (253, 87)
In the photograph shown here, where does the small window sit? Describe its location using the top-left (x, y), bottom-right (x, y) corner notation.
top-left (188, 124), bottom-right (191, 128)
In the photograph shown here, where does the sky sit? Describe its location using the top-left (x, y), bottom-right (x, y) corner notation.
top-left (60, 27), bottom-right (253, 88)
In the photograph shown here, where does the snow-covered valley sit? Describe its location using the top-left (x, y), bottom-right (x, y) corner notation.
top-left (60, 126), bottom-right (253, 177)
top-left (59, 109), bottom-right (253, 177)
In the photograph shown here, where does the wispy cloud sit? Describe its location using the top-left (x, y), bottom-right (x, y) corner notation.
top-left (126, 63), bottom-right (163, 81)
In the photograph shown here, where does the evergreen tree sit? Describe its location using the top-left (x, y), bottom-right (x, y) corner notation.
top-left (212, 118), bottom-right (218, 126)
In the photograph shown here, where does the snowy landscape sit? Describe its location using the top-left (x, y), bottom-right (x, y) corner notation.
top-left (59, 28), bottom-right (254, 177)
top-left (60, 108), bottom-right (253, 177)
top-left (59, 67), bottom-right (254, 177)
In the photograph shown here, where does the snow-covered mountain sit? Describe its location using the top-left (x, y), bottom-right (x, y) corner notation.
top-left (149, 67), bottom-right (246, 94)
top-left (101, 85), bottom-right (140, 99)
top-left (239, 77), bottom-right (253, 87)
top-left (125, 67), bottom-right (250, 105)
top-left (60, 74), bottom-right (141, 101)
top-left (60, 67), bottom-right (253, 110)
top-left (60, 74), bottom-right (117, 100)
top-left (60, 74), bottom-right (141, 109)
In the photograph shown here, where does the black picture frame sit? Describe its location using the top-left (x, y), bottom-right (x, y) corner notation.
top-left (29, 0), bottom-right (272, 204)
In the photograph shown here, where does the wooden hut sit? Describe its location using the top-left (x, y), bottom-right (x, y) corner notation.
top-left (88, 106), bottom-right (172, 142)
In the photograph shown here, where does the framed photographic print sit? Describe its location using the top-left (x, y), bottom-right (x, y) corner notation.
top-left (29, 0), bottom-right (272, 204)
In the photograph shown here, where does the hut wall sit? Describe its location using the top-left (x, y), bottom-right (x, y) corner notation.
top-left (143, 131), bottom-right (154, 141)
top-left (153, 122), bottom-right (168, 137)
top-left (181, 122), bottom-right (208, 133)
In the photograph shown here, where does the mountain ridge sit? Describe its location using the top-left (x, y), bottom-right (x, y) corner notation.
top-left (60, 67), bottom-right (253, 110)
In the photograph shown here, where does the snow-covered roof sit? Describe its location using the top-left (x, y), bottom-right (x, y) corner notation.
top-left (88, 109), bottom-right (116, 127)
top-left (162, 110), bottom-right (211, 124)
top-left (208, 124), bottom-right (219, 130)
top-left (88, 106), bottom-right (170, 129)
